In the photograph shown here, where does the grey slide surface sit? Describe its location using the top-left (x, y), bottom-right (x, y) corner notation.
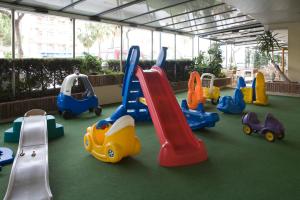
top-left (4, 109), bottom-right (52, 200)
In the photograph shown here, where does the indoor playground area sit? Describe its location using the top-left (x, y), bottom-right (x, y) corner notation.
top-left (0, 1), bottom-right (299, 200)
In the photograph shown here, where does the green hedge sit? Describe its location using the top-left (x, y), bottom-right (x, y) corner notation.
top-left (0, 58), bottom-right (192, 102)
top-left (0, 58), bottom-right (81, 102)
top-left (107, 59), bottom-right (192, 82)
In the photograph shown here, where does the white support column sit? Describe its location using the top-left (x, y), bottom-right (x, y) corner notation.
top-left (174, 34), bottom-right (176, 61)
top-left (197, 36), bottom-right (200, 54)
top-left (11, 9), bottom-right (15, 97)
top-left (151, 30), bottom-right (153, 60)
top-left (159, 32), bottom-right (162, 49)
top-left (192, 36), bottom-right (194, 58)
top-left (174, 34), bottom-right (177, 81)
top-left (120, 25), bottom-right (123, 72)
top-left (72, 18), bottom-right (75, 59)
top-left (226, 44), bottom-right (228, 69)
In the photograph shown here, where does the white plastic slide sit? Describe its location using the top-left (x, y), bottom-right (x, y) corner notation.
top-left (272, 61), bottom-right (291, 83)
top-left (4, 109), bottom-right (52, 200)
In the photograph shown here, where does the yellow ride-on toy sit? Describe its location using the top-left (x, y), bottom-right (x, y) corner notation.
top-left (84, 115), bottom-right (141, 163)
top-left (200, 73), bottom-right (220, 105)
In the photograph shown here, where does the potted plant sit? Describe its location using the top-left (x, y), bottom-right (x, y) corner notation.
top-left (256, 30), bottom-right (290, 82)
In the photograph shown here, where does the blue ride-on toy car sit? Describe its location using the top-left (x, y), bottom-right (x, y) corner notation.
top-left (57, 72), bottom-right (102, 119)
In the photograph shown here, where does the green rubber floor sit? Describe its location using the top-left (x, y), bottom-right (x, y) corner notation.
top-left (0, 89), bottom-right (299, 200)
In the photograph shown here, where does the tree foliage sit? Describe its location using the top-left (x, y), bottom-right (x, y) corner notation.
top-left (190, 43), bottom-right (224, 77)
top-left (77, 22), bottom-right (119, 55)
top-left (0, 9), bottom-right (11, 46)
top-left (208, 43), bottom-right (223, 76)
top-left (256, 30), bottom-right (281, 60)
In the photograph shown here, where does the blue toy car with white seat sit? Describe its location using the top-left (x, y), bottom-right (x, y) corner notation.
top-left (57, 72), bottom-right (102, 119)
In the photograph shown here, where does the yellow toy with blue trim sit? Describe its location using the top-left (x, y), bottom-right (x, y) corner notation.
top-left (254, 72), bottom-right (268, 105)
top-left (84, 115), bottom-right (141, 163)
top-left (240, 88), bottom-right (253, 103)
top-left (238, 72), bottom-right (268, 105)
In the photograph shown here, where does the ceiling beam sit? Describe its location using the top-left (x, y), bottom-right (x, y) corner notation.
top-left (0, 0), bottom-right (194, 37)
top-left (95, 0), bottom-right (146, 16)
top-left (204, 29), bottom-right (265, 39)
top-left (120, 0), bottom-right (198, 22)
top-left (177, 14), bottom-right (247, 30)
top-left (160, 9), bottom-right (237, 28)
top-left (234, 42), bottom-right (257, 46)
top-left (187, 19), bottom-right (256, 32)
top-left (142, 3), bottom-right (226, 25)
top-left (198, 23), bottom-right (263, 36)
top-left (231, 39), bottom-right (258, 45)
top-left (59, 0), bottom-right (87, 11)
top-left (219, 33), bottom-right (263, 41)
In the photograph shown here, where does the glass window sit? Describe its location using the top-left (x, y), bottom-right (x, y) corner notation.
top-left (153, 31), bottom-right (161, 60)
top-left (0, 8), bottom-right (12, 58)
top-left (193, 36), bottom-right (198, 58)
top-left (122, 27), bottom-right (151, 60)
top-left (14, 11), bottom-right (72, 58)
top-left (198, 38), bottom-right (210, 53)
top-left (220, 44), bottom-right (227, 68)
top-left (76, 20), bottom-right (121, 60)
top-left (176, 35), bottom-right (193, 59)
top-left (161, 32), bottom-right (175, 60)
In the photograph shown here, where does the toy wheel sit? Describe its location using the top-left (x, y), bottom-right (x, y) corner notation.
top-left (105, 143), bottom-right (121, 163)
top-left (95, 106), bottom-right (102, 116)
top-left (89, 108), bottom-right (94, 112)
top-left (211, 97), bottom-right (219, 105)
top-left (243, 125), bottom-right (252, 135)
top-left (62, 111), bottom-right (72, 119)
top-left (277, 132), bottom-right (285, 140)
top-left (265, 131), bottom-right (275, 142)
top-left (84, 134), bottom-right (93, 152)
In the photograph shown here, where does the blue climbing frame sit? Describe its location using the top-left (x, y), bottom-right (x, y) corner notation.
top-left (96, 46), bottom-right (167, 128)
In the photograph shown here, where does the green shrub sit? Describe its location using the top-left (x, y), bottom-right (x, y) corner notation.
top-left (80, 53), bottom-right (102, 74)
top-left (190, 43), bottom-right (224, 77)
top-left (0, 57), bottom-right (194, 102)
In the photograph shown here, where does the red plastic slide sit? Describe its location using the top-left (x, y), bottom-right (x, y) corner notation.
top-left (135, 66), bottom-right (208, 167)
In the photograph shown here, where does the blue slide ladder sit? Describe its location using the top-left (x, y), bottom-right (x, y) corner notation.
top-left (97, 46), bottom-right (167, 128)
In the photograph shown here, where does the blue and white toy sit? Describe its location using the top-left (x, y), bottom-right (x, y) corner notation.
top-left (57, 72), bottom-right (102, 119)
top-left (0, 147), bottom-right (14, 171)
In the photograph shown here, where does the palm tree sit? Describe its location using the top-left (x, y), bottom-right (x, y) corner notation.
top-left (256, 30), bottom-right (290, 82)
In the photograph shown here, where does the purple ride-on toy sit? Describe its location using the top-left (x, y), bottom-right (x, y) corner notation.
top-left (242, 112), bottom-right (285, 142)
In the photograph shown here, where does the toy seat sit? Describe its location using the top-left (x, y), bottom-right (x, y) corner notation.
top-left (246, 112), bottom-right (260, 125)
top-left (264, 114), bottom-right (282, 129)
top-left (217, 89), bottom-right (246, 114)
top-left (105, 115), bottom-right (134, 137)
